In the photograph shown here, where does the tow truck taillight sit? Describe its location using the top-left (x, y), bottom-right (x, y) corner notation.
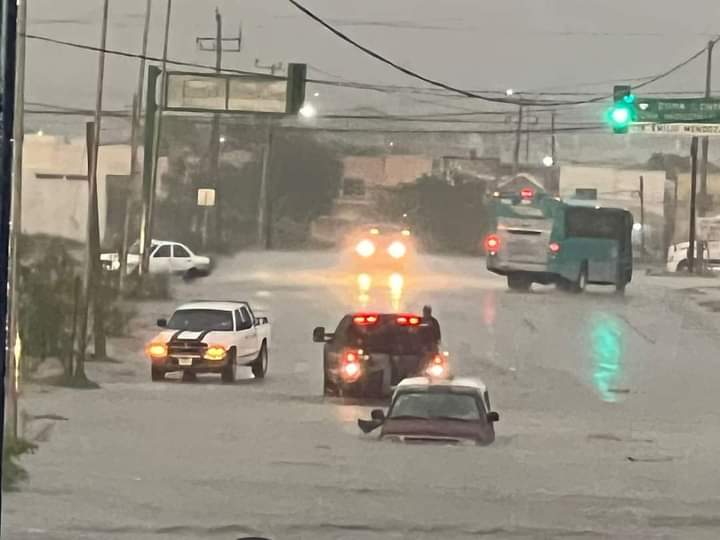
top-left (353, 313), bottom-right (379, 325)
top-left (341, 349), bottom-right (364, 382)
top-left (485, 234), bottom-right (500, 253)
top-left (425, 354), bottom-right (449, 379)
top-left (396, 314), bottom-right (421, 326)
top-left (549, 242), bottom-right (560, 254)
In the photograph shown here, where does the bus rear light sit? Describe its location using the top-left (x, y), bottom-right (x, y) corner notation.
top-left (549, 242), bottom-right (560, 254)
top-left (485, 234), bottom-right (500, 253)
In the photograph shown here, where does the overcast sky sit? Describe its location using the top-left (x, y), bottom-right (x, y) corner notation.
top-left (23, 0), bottom-right (720, 134)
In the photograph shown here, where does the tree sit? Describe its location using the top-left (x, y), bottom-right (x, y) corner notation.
top-left (267, 131), bottom-right (342, 247)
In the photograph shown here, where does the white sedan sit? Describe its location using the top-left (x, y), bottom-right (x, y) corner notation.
top-left (101, 239), bottom-right (212, 277)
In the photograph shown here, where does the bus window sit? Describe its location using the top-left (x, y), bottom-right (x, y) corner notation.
top-left (565, 207), bottom-right (624, 241)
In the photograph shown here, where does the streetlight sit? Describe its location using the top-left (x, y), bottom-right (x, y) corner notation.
top-left (505, 88), bottom-right (514, 96)
top-left (219, 135), bottom-right (226, 143)
top-left (299, 103), bottom-right (317, 119)
top-left (542, 155), bottom-right (554, 167)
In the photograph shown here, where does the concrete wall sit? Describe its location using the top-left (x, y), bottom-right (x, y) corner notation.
top-left (559, 165), bottom-right (666, 217)
top-left (21, 134), bottom-right (131, 242)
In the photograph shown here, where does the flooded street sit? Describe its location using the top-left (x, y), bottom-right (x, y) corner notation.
top-left (5, 253), bottom-right (720, 539)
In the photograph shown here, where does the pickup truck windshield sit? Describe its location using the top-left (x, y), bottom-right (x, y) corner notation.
top-left (167, 309), bottom-right (234, 332)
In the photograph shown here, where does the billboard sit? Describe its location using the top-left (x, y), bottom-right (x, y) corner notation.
top-left (165, 72), bottom-right (288, 113)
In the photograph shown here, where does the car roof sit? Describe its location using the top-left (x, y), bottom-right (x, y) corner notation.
top-left (396, 376), bottom-right (487, 393)
top-left (175, 300), bottom-right (249, 311)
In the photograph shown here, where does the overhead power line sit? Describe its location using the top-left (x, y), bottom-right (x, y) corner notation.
top-left (288, 0), bottom-right (720, 107)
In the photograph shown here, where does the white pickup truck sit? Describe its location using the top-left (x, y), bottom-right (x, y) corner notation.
top-left (101, 239), bottom-right (212, 278)
top-left (666, 241), bottom-right (720, 273)
top-left (145, 301), bottom-right (271, 382)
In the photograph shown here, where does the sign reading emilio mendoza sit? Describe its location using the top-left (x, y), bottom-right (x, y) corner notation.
top-left (630, 123), bottom-right (720, 136)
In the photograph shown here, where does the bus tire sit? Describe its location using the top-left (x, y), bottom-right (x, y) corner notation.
top-left (507, 274), bottom-right (531, 292)
top-left (677, 260), bottom-right (689, 273)
top-left (573, 264), bottom-right (588, 293)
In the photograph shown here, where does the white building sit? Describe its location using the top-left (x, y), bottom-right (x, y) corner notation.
top-left (21, 133), bottom-right (132, 242)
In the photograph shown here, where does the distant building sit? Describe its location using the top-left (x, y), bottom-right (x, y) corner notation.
top-left (20, 134), bottom-right (168, 245)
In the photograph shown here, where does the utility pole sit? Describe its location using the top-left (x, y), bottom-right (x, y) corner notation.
top-left (258, 122), bottom-right (274, 248)
top-left (7, 0), bottom-right (26, 440)
top-left (121, 0), bottom-right (152, 290)
top-left (196, 9), bottom-right (241, 249)
top-left (77, 0), bottom-right (110, 380)
top-left (141, 0), bottom-right (172, 275)
top-left (550, 111), bottom-right (556, 164)
top-left (512, 105), bottom-right (523, 175)
top-left (2, 0), bottom-right (19, 444)
top-left (639, 176), bottom-right (645, 262)
top-left (689, 137), bottom-right (699, 274)
top-left (699, 40), bottom-right (714, 216)
top-left (208, 8), bottom-right (222, 249)
top-left (524, 107), bottom-right (530, 163)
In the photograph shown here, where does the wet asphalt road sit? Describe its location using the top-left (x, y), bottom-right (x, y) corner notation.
top-left (5, 252), bottom-right (720, 540)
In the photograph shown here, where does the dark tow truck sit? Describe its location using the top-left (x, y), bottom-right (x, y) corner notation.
top-left (313, 312), bottom-right (449, 397)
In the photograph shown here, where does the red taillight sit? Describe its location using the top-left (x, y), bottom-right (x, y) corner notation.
top-left (353, 313), bottom-right (379, 325)
top-left (341, 349), bottom-right (363, 381)
top-left (520, 187), bottom-right (534, 199)
top-left (396, 314), bottom-right (421, 326)
top-left (485, 234), bottom-right (500, 253)
top-left (549, 242), bottom-right (560, 254)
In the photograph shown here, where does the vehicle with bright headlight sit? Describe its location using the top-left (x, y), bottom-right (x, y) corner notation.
top-left (358, 377), bottom-right (499, 445)
top-left (145, 301), bottom-right (270, 382)
top-left (347, 223), bottom-right (414, 271)
top-left (313, 311), bottom-right (449, 397)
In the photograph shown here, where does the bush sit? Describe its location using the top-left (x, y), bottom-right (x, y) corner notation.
top-left (2, 435), bottom-right (37, 491)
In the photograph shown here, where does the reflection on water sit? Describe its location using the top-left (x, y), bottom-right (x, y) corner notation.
top-left (389, 273), bottom-right (404, 311)
top-left (483, 291), bottom-right (496, 327)
top-left (589, 313), bottom-right (624, 402)
top-left (352, 272), bottom-right (406, 312)
top-left (357, 273), bottom-right (372, 293)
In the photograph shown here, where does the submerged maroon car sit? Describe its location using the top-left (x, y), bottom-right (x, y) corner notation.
top-left (358, 377), bottom-right (499, 445)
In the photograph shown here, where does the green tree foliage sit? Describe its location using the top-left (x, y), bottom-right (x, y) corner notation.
top-left (157, 119), bottom-right (341, 250)
top-left (382, 175), bottom-right (490, 254)
top-left (267, 132), bottom-right (342, 248)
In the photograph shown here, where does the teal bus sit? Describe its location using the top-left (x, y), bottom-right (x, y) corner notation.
top-left (485, 190), bottom-right (633, 293)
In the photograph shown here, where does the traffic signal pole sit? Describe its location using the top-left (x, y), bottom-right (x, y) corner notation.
top-left (0, 0), bottom-right (18, 464)
top-left (689, 137), bottom-right (699, 274)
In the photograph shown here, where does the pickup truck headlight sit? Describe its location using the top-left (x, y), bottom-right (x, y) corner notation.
top-left (204, 345), bottom-right (227, 361)
top-left (146, 342), bottom-right (167, 358)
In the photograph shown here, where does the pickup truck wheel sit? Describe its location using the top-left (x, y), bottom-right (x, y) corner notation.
top-left (252, 343), bottom-right (268, 379)
top-left (221, 350), bottom-right (237, 383)
top-left (151, 366), bottom-right (165, 382)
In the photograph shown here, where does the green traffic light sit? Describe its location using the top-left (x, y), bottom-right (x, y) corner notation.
top-left (611, 106), bottom-right (630, 125)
